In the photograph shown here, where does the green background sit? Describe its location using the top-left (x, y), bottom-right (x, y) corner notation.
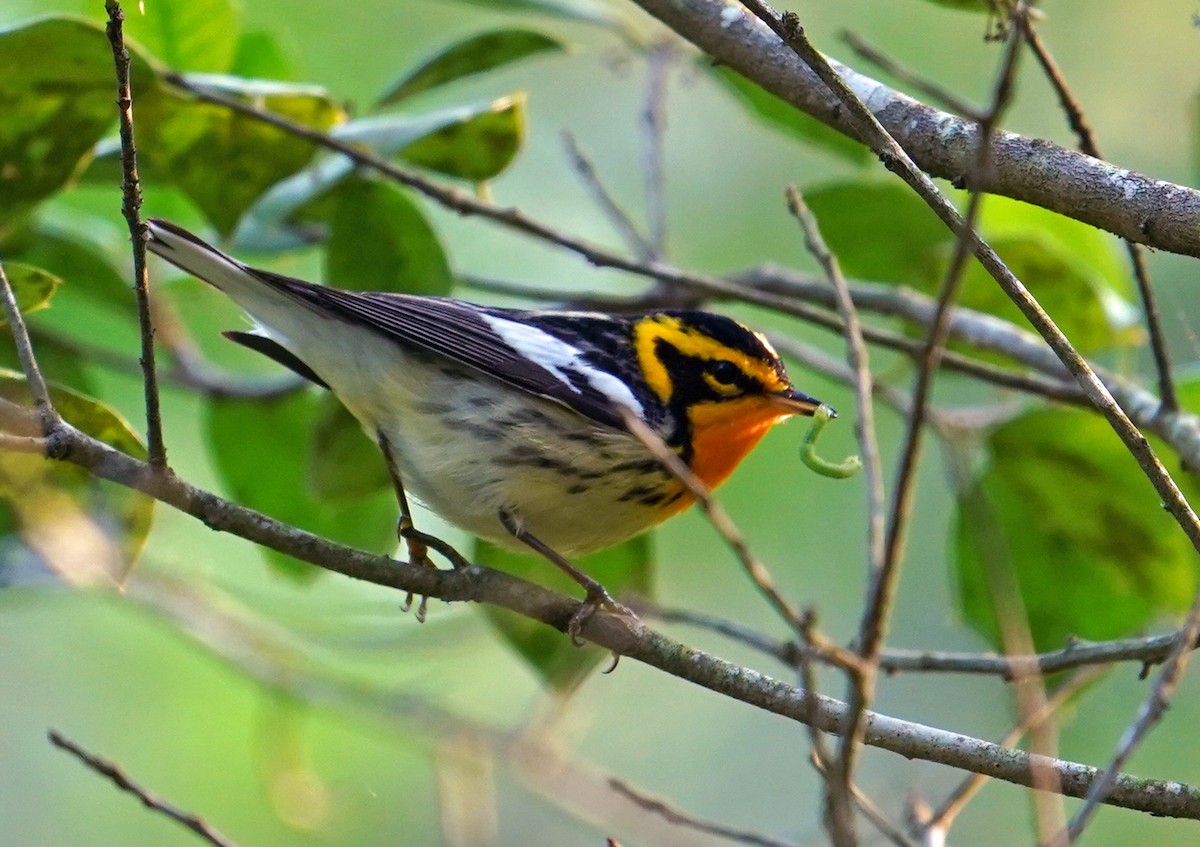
top-left (4, 0), bottom-right (1200, 845)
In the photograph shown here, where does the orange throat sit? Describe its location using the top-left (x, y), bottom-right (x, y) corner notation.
top-left (657, 397), bottom-right (793, 518)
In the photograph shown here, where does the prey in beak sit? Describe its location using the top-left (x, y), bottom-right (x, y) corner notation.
top-left (769, 387), bottom-right (830, 418)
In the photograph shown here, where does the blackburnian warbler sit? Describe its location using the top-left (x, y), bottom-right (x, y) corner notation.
top-left (147, 219), bottom-right (825, 634)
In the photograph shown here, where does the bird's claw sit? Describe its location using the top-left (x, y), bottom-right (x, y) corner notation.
top-left (567, 585), bottom-right (637, 650)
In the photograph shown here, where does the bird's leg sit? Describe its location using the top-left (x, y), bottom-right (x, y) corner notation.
top-left (378, 430), bottom-right (437, 621)
top-left (497, 510), bottom-right (636, 646)
top-left (377, 431), bottom-right (472, 567)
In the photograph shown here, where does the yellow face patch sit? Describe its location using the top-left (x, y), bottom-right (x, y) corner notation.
top-left (633, 314), bottom-right (789, 403)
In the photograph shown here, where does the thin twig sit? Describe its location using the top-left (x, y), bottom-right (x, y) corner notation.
top-left (768, 336), bottom-right (915, 418)
top-left (1065, 609), bottom-right (1200, 840)
top-left (632, 0), bottom-right (1200, 259)
top-left (0, 260), bottom-right (57, 432)
top-left (784, 187), bottom-right (886, 574)
top-left (840, 31), bottom-right (985, 122)
top-left (48, 730), bottom-right (239, 847)
top-left (827, 17), bottom-right (1024, 834)
top-left (646, 601), bottom-right (1196, 679)
top-left (561, 132), bottom-right (655, 260)
top-left (150, 296), bottom-right (309, 398)
top-left (163, 71), bottom-right (1167, 430)
top-left (797, 613), bottom-right (895, 847)
top-left (105, 1), bottom-right (166, 468)
top-left (808, 753), bottom-right (916, 847)
top-left (609, 779), bottom-right (799, 847)
top-left (941, 426), bottom-right (1066, 844)
top-left (732, 8), bottom-right (1200, 843)
top-left (726, 24), bottom-right (1200, 846)
top-left (1017, 13), bottom-right (1177, 414)
top-left (785, 184), bottom-right (885, 846)
top-left (641, 40), bottom-right (672, 259)
top-left (31, 324), bottom-right (306, 400)
top-left (462, 266), bottom-right (1091, 409)
top-left (0, 432), bottom-right (46, 453)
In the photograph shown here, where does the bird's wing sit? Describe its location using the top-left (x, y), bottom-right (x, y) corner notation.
top-left (249, 267), bottom-right (642, 430)
top-left (146, 217), bottom-right (642, 429)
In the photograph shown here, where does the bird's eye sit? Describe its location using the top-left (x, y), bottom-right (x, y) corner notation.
top-left (710, 360), bottom-right (740, 384)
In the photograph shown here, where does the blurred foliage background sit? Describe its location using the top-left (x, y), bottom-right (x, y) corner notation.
top-left (4, 0), bottom-right (1200, 844)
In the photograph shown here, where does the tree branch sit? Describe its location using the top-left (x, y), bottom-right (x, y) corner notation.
top-left (2, 403), bottom-right (1198, 819)
top-left (628, 0), bottom-right (1200, 259)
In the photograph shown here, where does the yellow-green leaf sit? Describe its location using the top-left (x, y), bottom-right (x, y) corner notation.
top-left (121, 0), bottom-right (241, 73)
top-left (0, 19), bottom-right (123, 234)
top-left (309, 396), bottom-right (392, 501)
top-left (206, 391), bottom-right (398, 579)
top-left (707, 65), bottom-right (870, 165)
top-left (138, 74), bottom-right (345, 235)
top-left (0, 369), bottom-right (153, 583)
top-left (2, 263), bottom-right (61, 320)
top-left (399, 94), bottom-right (525, 182)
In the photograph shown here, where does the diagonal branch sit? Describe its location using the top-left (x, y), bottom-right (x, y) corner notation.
top-left (1017, 12), bottom-right (1177, 414)
top-left (4, 402), bottom-right (1197, 819)
top-left (49, 731), bottom-right (239, 847)
top-left (627, 0), bottom-right (1200, 259)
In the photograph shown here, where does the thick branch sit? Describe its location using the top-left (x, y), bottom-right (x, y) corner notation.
top-left (630, 0), bottom-right (1200, 258)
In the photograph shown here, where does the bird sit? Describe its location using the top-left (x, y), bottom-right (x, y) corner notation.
top-left (146, 218), bottom-right (826, 636)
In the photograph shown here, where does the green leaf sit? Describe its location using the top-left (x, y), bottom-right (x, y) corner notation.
top-left (976, 196), bottom-right (1135, 338)
top-left (0, 18), bottom-right (122, 234)
top-left (399, 93), bottom-right (525, 182)
top-left (240, 98), bottom-right (516, 246)
top-left (804, 181), bottom-right (951, 286)
top-left (309, 396), bottom-right (392, 501)
top-left (138, 73), bottom-right (345, 235)
top-left (121, 0), bottom-right (241, 72)
top-left (938, 197), bottom-right (1133, 357)
top-left (476, 534), bottom-right (653, 691)
top-left (326, 178), bottom-right (453, 295)
top-left (951, 236), bottom-right (1123, 355)
top-left (707, 66), bottom-right (871, 165)
top-left (954, 407), bottom-right (1198, 651)
top-left (205, 391), bottom-right (399, 579)
top-left (805, 184), bottom-right (1132, 358)
top-left (2, 264), bottom-right (61, 319)
top-left (379, 29), bottom-right (563, 106)
top-left (230, 30), bottom-right (299, 81)
top-left (0, 369), bottom-right (152, 581)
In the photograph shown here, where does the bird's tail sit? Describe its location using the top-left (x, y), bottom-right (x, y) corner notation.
top-left (145, 218), bottom-right (264, 295)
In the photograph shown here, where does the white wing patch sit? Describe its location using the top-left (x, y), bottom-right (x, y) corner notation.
top-left (481, 313), bottom-right (644, 417)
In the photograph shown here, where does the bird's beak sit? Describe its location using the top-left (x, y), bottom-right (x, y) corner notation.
top-left (768, 387), bottom-right (829, 417)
